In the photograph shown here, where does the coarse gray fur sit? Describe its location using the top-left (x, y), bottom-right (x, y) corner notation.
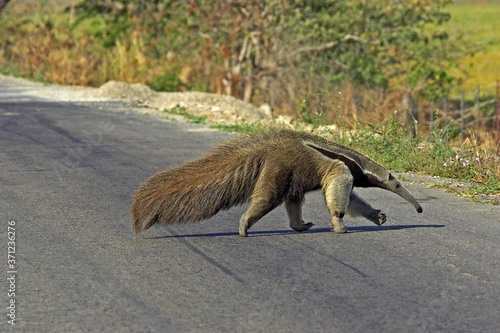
top-left (131, 128), bottom-right (423, 236)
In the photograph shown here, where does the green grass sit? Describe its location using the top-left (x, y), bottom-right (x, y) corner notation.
top-left (163, 107), bottom-right (207, 124)
top-left (209, 123), bottom-right (268, 133)
top-left (333, 119), bottom-right (499, 202)
top-left (445, 2), bottom-right (500, 92)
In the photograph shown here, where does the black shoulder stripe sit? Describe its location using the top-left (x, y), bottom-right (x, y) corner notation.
top-left (304, 142), bottom-right (365, 181)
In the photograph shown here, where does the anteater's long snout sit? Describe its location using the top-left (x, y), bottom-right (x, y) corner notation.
top-left (392, 181), bottom-right (423, 213)
top-left (394, 184), bottom-right (423, 213)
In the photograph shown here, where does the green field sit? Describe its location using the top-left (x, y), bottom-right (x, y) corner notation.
top-left (446, 2), bottom-right (500, 93)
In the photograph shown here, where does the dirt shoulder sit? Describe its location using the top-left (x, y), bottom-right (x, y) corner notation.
top-left (0, 75), bottom-right (271, 124)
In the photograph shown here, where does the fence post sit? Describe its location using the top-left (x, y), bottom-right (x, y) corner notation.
top-left (403, 91), bottom-right (418, 138)
top-left (443, 96), bottom-right (448, 126)
top-left (496, 79), bottom-right (500, 140)
top-left (460, 91), bottom-right (465, 141)
top-left (475, 85), bottom-right (480, 130)
top-left (429, 102), bottom-right (434, 131)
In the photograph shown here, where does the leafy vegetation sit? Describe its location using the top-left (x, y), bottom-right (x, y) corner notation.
top-left (149, 72), bottom-right (187, 92)
top-left (0, 1), bottom-right (464, 106)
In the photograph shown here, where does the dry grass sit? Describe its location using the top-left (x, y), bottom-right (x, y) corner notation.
top-left (0, 11), bottom-right (169, 86)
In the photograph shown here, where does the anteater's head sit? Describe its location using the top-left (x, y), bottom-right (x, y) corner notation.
top-left (368, 172), bottom-right (423, 213)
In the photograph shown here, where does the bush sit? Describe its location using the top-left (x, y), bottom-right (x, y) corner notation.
top-left (149, 72), bottom-right (186, 92)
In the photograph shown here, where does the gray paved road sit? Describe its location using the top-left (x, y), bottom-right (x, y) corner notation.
top-left (1, 79), bottom-right (500, 332)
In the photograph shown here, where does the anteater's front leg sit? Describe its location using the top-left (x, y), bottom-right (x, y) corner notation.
top-left (347, 191), bottom-right (386, 226)
top-left (322, 162), bottom-right (354, 233)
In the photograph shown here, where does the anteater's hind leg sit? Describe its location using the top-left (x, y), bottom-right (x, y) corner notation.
top-left (239, 164), bottom-right (287, 237)
top-left (239, 198), bottom-right (280, 237)
top-left (347, 191), bottom-right (386, 226)
top-left (285, 198), bottom-right (314, 232)
top-left (322, 162), bottom-right (354, 233)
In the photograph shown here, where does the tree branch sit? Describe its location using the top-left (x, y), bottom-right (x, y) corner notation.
top-left (290, 34), bottom-right (365, 57)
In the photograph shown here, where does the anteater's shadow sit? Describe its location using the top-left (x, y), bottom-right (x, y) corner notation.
top-left (147, 224), bottom-right (445, 239)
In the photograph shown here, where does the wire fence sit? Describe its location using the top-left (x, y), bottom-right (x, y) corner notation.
top-left (404, 80), bottom-right (500, 143)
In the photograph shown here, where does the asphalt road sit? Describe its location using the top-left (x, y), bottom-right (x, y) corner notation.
top-left (1, 78), bottom-right (500, 333)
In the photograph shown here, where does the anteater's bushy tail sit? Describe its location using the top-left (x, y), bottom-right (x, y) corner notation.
top-left (131, 139), bottom-right (264, 234)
